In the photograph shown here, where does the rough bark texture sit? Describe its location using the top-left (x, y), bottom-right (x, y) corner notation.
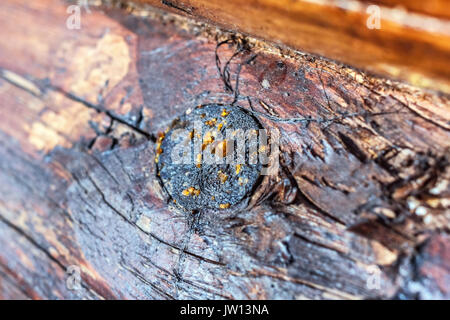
top-left (0, 0), bottom-right (449, 300)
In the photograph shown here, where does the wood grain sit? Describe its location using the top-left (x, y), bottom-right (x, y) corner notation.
top-left (134, 0), bottom-right (450, 94)
top-left (366, 0), bottom-right (450, 18)
top-left (0, 0), bottom-right (448, 299)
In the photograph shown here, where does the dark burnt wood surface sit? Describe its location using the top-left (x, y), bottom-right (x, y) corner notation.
top-left (0, 0), bottom-right (448, 299)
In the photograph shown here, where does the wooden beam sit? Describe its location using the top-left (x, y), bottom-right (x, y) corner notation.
top-left (0, 0), bottom-right (448, 299)
top-left (367, 0), bottom-right (450, 19)
top-left (136, 0), bottom-right (450, 94)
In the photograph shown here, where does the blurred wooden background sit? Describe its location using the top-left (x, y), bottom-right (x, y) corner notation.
top-left (138, 0), bottom-right (450, 94)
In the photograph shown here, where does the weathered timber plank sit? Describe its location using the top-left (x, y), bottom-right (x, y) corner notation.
top-left (0, 0), bottom-right (448, 299)
top-left (133, 0), bottom-right (450, 93)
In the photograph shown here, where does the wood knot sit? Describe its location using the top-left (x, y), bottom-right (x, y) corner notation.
top-left (156, 104), bottom-right (264, 211)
